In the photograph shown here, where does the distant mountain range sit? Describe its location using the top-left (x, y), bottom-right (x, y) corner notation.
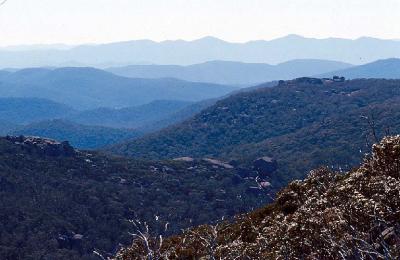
top-left (0, 67), bottom-right (235, 109)
top-left (2, 58), bottom-right (400, 149)
top-left (0, 98), bottom-right (216, 148)
top-left (1, 35), bottom-right (400, 68)
top-left (107, 59), bottom-right (352, 85)
top-left (0, 97), bottom-right (213, 128)
top-left (320, 58), bottom-right (400, 79)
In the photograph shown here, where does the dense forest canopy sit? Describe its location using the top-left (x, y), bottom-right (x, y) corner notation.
top-left (118, 136), bottom-right (400, 259)
top-left (0, 136), bottom-right (270, 259)
top-left (110, 78), bottom-right (400, 186)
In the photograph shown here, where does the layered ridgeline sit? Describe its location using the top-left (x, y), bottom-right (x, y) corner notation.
top-left (0, 98), bottom-right (217, 149)
top-left (0, 97), bottom-right (74, 124)
top-left (109, 78), bottom-right (400, 186)
top-left (0, 67), bottom-right (235, 109)
top-left (118, 136), bottom-right (400, 259)
top-left (0, 136), bottom-right (269, 259)
top-left (0, 97), bottom-right (141, 149)
top-left (0, 98), bottom-right (211, 131)
top-left (107, 59), bottom-right (352, 86)
top-left (320, 58), bottom-right (400, 79)
top-left (1, 35), bottom-right (400, 67)
top-left (68, 100), bottom-right (195, 129)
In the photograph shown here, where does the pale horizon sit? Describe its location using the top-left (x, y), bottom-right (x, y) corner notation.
top-left (0, 0), bottom-right (399, 46)
top-left (1, 34), bottom-right (400, 49)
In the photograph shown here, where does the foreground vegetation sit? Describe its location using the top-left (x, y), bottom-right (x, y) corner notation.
top-left (118, 136), bottom-right (400, 259)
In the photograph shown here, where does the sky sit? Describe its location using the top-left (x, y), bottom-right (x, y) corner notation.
top-left (0, 0), bottom-right (399, 46)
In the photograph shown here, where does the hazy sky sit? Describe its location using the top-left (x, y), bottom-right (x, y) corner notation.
top-left (0, 0), bottom-right (399, 46)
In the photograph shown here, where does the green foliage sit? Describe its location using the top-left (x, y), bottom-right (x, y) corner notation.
top-left (0, 137), bottom-right (269, 259)
top-left (68, 100), bottom-right (193, 129)
top-left (11, 119), bottom-right (141, 149)
top-left (110, 79), bottom-right (400, 187)
top-left (119, 136), bottom-right (400, 259)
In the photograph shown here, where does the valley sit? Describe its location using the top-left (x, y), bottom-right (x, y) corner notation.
top-left (0, 8), bottom-right (399, 257)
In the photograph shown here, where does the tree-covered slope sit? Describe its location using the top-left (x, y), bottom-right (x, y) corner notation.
top-left (137, 99), bottom-right (217, 133)
top-left (11, 119), bottom-right (141, 149)
top-left (68, 100), bottom-right (193, 129)
top-left (0, 97), bottom-right (218, 149)
top-left (0, 120), bottom-right (20, 135)
top-left (109, 78), bottom-right (400, 186)
top-left (118, 136), bottom-right (400, 259)
top-left (0, 97), bottom-right (214, 136)
top-left (0, 136), bottom-right (269, 259)
top-left (0, 97), bottom-right (75, 124)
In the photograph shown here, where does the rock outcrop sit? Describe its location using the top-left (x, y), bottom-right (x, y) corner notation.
top-left (5, 135), bottom-right (76, 157)
top-left (203, 158), bottom-right (234, 169)
top-left (253, 156), bottom-right (277, 177)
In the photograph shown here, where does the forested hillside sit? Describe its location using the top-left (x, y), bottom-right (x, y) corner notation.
top-left (0, 120), bottom-right (19, 135)
top-left (0, 136), bottom-right (269, 259)
top-left (3, 1), bottom-right (400, 260)
top-left (68, 100), bottom-right (193, 129)
top-left (110, 78), bottom-right (400, 186)
top-left (0, 97), bottom-right (74, 124)
top-left (11, 120), bottom-right (141, 149)
top-left (118, 135), bottom-right (400, 259)
top-left (0, 97), bottom-right (221, 149)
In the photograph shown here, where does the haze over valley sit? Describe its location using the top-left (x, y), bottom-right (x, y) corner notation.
top-left (1, 0), bottom-right (400, 259)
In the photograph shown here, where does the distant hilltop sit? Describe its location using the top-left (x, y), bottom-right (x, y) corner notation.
top-left (278, 76), bottom-right (346, 86)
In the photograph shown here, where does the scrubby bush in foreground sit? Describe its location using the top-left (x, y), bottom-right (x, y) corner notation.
top-left (118, 136), bottom-right (400, 259)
